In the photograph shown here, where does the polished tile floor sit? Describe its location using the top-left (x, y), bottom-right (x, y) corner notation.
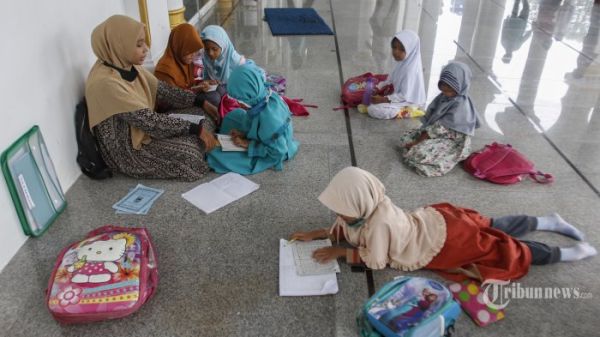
top-left (1, 0), bottom-right (599, 336)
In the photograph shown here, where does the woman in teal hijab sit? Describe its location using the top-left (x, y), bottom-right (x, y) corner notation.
top-left (207, 64), bottom-right (299, 174)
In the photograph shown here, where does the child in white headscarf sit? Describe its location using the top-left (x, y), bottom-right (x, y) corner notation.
top-left (399, 62), bottom-right (480, 177)
top-left (367, 30), bottom-right (426, 119)
top-left (290, 167), bottom-right (596, 282)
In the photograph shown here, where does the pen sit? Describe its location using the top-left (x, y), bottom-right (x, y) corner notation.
top-left (288, 238), bottom-right (297, 243)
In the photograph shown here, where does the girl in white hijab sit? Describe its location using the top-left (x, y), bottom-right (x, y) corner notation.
top-left (367, 30), bottom-right (427, 120)
top-left (290, 167), bottom-right (596, 281)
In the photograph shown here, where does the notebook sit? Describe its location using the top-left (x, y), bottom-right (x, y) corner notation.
top-left (182, 173), bottom-right (259, 214)
top-left (279, 239), bottom-right (339, 296)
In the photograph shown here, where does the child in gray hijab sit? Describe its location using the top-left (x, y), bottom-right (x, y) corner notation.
top-left (399, 62), bottom-right (480, 177)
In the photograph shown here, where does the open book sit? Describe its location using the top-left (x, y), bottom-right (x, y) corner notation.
top-left (182, 173), bottom-right (259, 214)
top-left (217, 134), bottom-right (247, 152)
top-left (279, 239), bottom-right (339, 296)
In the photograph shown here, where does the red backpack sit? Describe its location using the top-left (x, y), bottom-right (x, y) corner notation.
top-left (334, 73), bottom-right (392, 110)
top-left (463, 143), bottom-right (553, 185)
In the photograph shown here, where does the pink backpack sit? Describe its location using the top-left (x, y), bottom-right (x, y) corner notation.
top-left (219, 94), bottom-right (316, 119)
top-left (334, 73), bottom-right (392, 110)
top-left (46, 225), bottom-right (158, 324)
top-left (463, 143), bottom-right (553, 185)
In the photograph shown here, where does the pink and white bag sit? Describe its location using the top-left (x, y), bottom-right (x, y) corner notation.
top-left (46, 225), bottom-right (158, 324)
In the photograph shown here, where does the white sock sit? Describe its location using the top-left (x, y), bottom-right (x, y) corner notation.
top-left (560, 242), bottom-right (597, 262)
top-left (536, 213), bottom-right (585, 241)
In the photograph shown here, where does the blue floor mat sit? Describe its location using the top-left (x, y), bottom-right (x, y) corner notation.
top-left (264, 8), bottom-right (334, 36)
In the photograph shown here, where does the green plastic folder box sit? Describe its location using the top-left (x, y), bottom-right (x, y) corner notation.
top-left (1, 126), bottom-right (66, 236)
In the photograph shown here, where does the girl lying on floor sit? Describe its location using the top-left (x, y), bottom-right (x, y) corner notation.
top-left (399, 61), bottom-right (480, 177)
top-left (290, 167), bottom-right (596, 282)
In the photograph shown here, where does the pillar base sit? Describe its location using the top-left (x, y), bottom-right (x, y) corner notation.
top-left (168, 7), bottom-right (186, 29)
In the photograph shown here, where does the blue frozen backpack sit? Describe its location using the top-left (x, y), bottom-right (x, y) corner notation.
top-left (357, 277), bottom-right (461, 337)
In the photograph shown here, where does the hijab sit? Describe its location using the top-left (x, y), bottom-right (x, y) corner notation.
top-left (201, 25), bottom-right (244, 83)
top-left (85, 15), bottom-right (158, 150)
top-left (318, 167), bottom-right (446, 270)
top-left (388, 30), bottom-right (426, 106)
top-left (226, 64), bottom-right (288, 126)
top-left (420, 62), bottom-right (480, 136)
top-left (227, 63), bottom-right (268, 109)
top-left (155, 23), bottom-right (204, 89)
top-left (226, 64), bottom-right (297, 161)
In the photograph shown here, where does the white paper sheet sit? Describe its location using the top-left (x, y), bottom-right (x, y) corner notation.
top-left (182, 173), bottom-right (259, 214)
top-left (279, 239), bottom-right (339, 296)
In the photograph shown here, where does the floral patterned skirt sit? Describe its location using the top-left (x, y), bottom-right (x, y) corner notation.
top-left (399, 123), bottom-right (471, 177)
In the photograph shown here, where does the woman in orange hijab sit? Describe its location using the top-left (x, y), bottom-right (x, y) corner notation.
top-left (155, 23), bottom-right (223, 121)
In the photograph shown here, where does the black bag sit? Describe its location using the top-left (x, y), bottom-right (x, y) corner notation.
top-left (75, 99), bottom-right (112, 179)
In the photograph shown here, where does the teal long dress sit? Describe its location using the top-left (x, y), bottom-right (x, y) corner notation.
top-left (207, 64), bottom-right (299, 174)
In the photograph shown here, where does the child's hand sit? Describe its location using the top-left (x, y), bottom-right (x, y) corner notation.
top-left (289, 231), bottom-right (314, 242)
top-left (230, 131), bottom-right (249, 149)
top-left (312, 247), bottom-right (346, 263)
top-left (230, 129), bottom-right (244, 138)
top-left (404, 131), bottom-right (429, 150)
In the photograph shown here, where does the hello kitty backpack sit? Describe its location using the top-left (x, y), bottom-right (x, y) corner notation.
top-left (46, 225), bottom-right (158, 324)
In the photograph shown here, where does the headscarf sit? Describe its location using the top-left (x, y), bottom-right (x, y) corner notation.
top-left (155, 23), bottom-right (204, 89)
top-left (388, 30), bottom-right (426, 106)
top-left (318, 167), bottom-right (447, 270)
top-left (85, 15), bottom-right (158, 150)
top-left (227, 63), bottom-right (268, 108)
top-left (420, 62), bottom-right (480, 136)
top-left (318, 167), bottom-right (387, 220)
top-left (201, 25), bottom-right (244, 83)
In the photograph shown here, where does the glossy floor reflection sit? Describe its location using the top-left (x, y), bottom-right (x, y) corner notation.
top-left (0, 0), bottom-right (599, 336)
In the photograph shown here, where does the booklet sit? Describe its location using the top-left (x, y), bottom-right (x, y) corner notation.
top-left (291, 239), bottom-right (341, 276)
top-left (112, 184), bottom-right (164, 215)
top-left (182, 173), bottom-right (259, 214)
top-left (217, 134), bottom-right (247, 152)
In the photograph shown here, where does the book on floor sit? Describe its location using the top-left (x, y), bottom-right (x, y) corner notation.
top-left (182, 173), bottom-right (259, 214)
